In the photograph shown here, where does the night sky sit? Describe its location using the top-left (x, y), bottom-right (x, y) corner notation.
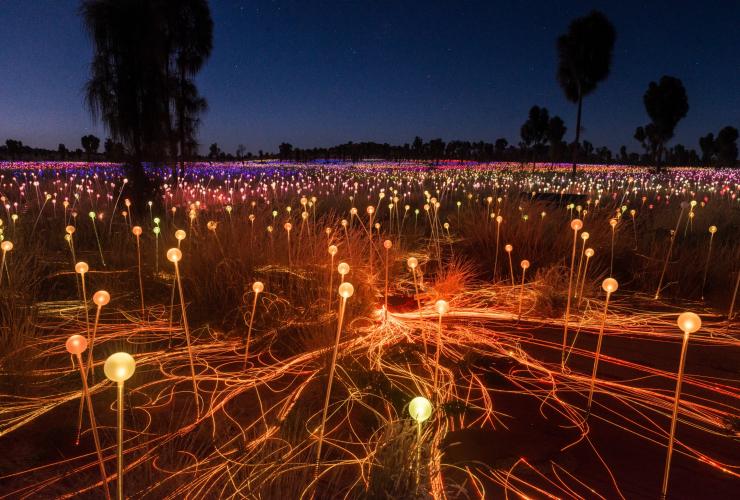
top-left (0, 0), bottom-right (738, 155)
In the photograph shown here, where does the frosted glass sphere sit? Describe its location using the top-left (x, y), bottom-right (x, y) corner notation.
top-left (338, 282), bottom-right (354, 299)
top-left (409, 396), bottom-right (433, 423)
top-left (93, 290), bottom-right (110, 307)
top-left (75, 261), bottom-right (89, 274)
top-left (65, 334), bottom-right (88, 355)
top-left (104, 352), bottom-right (136, 383)
top-left (252, 281), bottom-right (264, 294)
top-left (602, 278), bottom-right (618, 293)
top-left (677, 312), bottom-right (701, 334)
top-left (337, 262), bottom-right (350, 275)
top-left (435, 299), bottom-right (449, 315)
top-left (167, 248), bottom-right (182, 263)
top-left (570, 219), bottom-right (583, 231)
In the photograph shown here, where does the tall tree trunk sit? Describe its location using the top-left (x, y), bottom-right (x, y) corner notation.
top-left (177, 71), bottom-right (187, 183)
top-left (571, 92), bottom-right (583, 176)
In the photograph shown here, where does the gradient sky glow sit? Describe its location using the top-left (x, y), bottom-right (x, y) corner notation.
top-left (0, 0), bottom-right (738, 155)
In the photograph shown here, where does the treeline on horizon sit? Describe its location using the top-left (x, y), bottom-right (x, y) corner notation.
top-left (2, 128), bottom-right (738, 168)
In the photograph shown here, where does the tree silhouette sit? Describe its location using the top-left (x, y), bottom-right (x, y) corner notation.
top-left (494, 138), bottom-right (508, 158)
top-left (715, 126), bottom-right (738, 167)
top-left (5, 139), bottom-right (23, 160)
top-left (699, 133), bottom-right (715, 165)
top-left (428, 138), bottom-right (445, 159)
top-left (641, 75), bottom-right (689, 170)
top-left (208, 143), bottom-right (221, 160)
top-left (546, 115), bottom-right (567, 161)
top-left (520, 106), bottom-right (567, 163)
top-left (81, 134), bottom-right (100, 161)
top-left (520, 106), bottom-right (550, 162)
top-left (81, 0), bottom-right (212, 200)
top-left (58, 143), bottom-right (69, 160)
top-left (236, 144), bottom-right (246, 163)
top-left (166, 0), bottom-right (212, 180)
top-left (412, 136), bottom-right (424, 158)
top-left (556, 10), bottom-right (616, 175)
top-left (279, 142), bottom-right (294, 160)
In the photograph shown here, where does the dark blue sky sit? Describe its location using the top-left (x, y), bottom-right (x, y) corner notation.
top-left (1, 0), bottom-right (738, 155)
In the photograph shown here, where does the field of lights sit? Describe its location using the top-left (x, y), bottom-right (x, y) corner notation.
top-left (0, 160), bottom-right (737, 499)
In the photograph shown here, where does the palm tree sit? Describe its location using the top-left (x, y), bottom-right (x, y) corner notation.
top-left (556, 11), bottom-right (616, 175)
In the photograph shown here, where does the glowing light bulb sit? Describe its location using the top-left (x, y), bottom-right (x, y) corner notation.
top-left (504, 244), bottom-right (513, 253)
top-left (132, 226), bottom-right (142, 236)
top-left (409, 396), bottom-right (433, 423)
top-left (435, 299), bottom-right (449, 315)
top-left (65, 334), bottom-right (88, 355)
top-left (104, 352), bottom-right (136, 383)
top-left (338, 262), bottom-right (350, 275)
top-left (570, 219), bottom-right (583, 231)
top-left (75, 261), bottom-right (89, 274)
top-left (252, 281), bottom-right (264, 294)
top-left (677, 312), bottom-right (701, 334)
top-left (521, 260), bottom-right (530, 270)
top-left (383, 239), bottom-right (392, 249)
top-left (338, 282), bottom-right (354, 299)
top-left (0, 241), bottom-right (12, 252)
top-left (708, 225), bottom-right (717, 234)
top-left (175, 230), bottom-right (186, 241)
top-left (581, 232), bottom-right (589, 241)
top-left (65, 225), bottom-right (75, 235)
top-left (585, 248), bottom-right (595, 257)
top-left (602, 278), bottom-right (618, 293)
top-left (167, 248), bottom-right (182, 263)
top-left (328, 245), bottom-right (338, 256)
top-left (407, 257), bottom-right (418, 269)
top-left (93, 290), bottom-right (110, 306)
